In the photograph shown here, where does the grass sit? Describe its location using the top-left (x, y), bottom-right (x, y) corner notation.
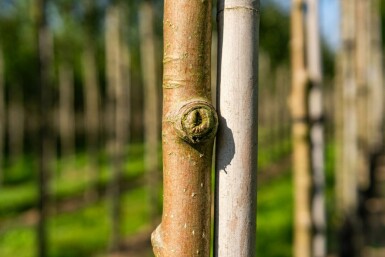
top-left (0, 187), bottom-right (151, 257)
top-left (0, 144), bottom-right (147, 217)
top-left (257, 172), bottom-right (293, 257)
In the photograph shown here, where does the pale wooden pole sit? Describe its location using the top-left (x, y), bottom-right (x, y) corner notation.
top-left (214, 0), bottom-right (260, 256)
top-left (368, 0), bottom-right (384, 152)
top-left (305, 0), bottom-right (326, 256)
top-left (151, 1), bottom-right (217, 256)
top-left (290, 1), bottom-right (312, 257)
top-left (337, 1), bottom-right (361, 255)
top-left (355, 0), bottom-right (370, 190)
top-left (339, 0), bottom-right (358, 214)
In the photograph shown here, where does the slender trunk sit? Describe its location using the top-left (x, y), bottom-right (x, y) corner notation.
top-left (152, 1), bottom-right (216, 256)
top-left (36, 0), bottom-right (53, 256)
top-left (139, 0), bottom-right (161, 225)
top-left (58, 62), bottom-right (75, 158)
top-left (305, 0), bottom-right (326, 256)
top-left (214, 1), bottom-right (259, 256)
top-left (290, 1), bottom-right (312, 257)
top-left (82, 30), bottom-right (100, 200)
top-left (105, 4), bottom-right (129, 251)
top-left (0, 46), bottom-right (4, 186)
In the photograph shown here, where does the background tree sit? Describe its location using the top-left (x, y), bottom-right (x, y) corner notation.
top-left (82, 0), bottom-right (101, 200)
top-left (35, 0), bottom-right (54, 256)
top-left (139, 0), bottom-right (161, 226)
top-left (105, 1), bottom-right (130, 251)
top-left (0, 45), bottom-right (4, 187)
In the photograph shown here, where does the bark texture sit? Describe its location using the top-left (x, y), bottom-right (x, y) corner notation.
top-left (214, 0), bottom-right (260, 256)
top-left (290, 1), bottom-right (312, 256)
top-left (152, 1), bottom-right (216, 256)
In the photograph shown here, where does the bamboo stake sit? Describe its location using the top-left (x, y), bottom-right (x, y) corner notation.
top-left (305, 0), bottom-right (326, 256)
top-left (214, 1), bottom-right (260, 256)
top-left (152, 1), bottom-right (217, 256)
top-left (290, 1), bottom-right (312, 256)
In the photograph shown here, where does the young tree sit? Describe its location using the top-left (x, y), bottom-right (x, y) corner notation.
top-left (214, 0), bottom-right (260, 256)
top-left (0, 45), bottom-right (4, 186)
top-left (82, 0), bottom-right (100, 200)
top-left (152, 1), bottom-right (217, 256)
top-left (35, 0), bottom-right (54, 256)
top-left (305, 0), bottom-right (326, 256)
top-left (290, 0), bottom-right (312, 256)
top-left (139, 0), bottom-right (161, 225)
top-left (105, 2), bottom-right (130, 251)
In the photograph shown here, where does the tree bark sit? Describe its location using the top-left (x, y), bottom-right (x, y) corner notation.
top-left (152, 1), bottom-right (217, 256)
top-left (214, 1), bottom-right (260, 256)
top-left (290, 1), bottom-right (312, 257)
top-left (305, 0), bottom-right (326, 256)
top-left (139, 0), bottom-right (161, 225)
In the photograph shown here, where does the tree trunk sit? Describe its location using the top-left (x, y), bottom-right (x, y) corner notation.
top-left (35, 0), bottom-right (53, 256)
top-left (82, 0), bottom-right (100, 199)
top-left (290, 1), bottom-right (312, 257)
top-left (0, 45), bottom-right (4, 186)
top-left (58, 62), bottom-right (75, 158)
top-left (151, 1), bottom-right (217, 256)
top-left (105, 4), bottom-right (129, 251)
top-left (305, 0), bottom-right (326, 256)
top-left (214, 1), bottom-right (260, 256)
top-left (139, 0), bottom-right (161, 225)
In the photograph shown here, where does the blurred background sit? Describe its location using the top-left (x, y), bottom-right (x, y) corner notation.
top-left (0, 0), bottom-right (384, 256)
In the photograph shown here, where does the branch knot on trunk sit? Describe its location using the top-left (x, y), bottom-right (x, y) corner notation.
top-left (174, 100), bottom-right (218, 144)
